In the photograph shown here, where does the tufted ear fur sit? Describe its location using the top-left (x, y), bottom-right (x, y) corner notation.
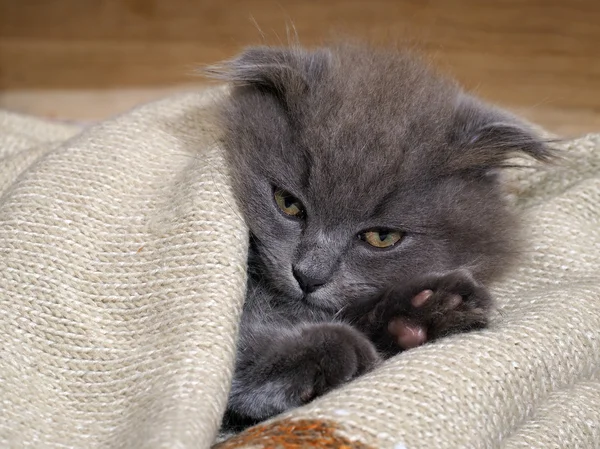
top-left (447, 94), bottom-right (556, 174)
top-left (205, 46), bottom-right (332, 111)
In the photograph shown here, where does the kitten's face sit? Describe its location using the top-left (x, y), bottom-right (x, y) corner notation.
top-left (212, 44), bottom-right (550, 312)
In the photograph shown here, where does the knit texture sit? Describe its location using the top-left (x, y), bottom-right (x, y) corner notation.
top-left (1, 90), bottom-right (599, 449)
top-left (0, 91), bottom-right (248, 448)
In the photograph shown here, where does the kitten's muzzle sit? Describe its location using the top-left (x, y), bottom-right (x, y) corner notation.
top-left (292, 266), bottom-right (327, 294)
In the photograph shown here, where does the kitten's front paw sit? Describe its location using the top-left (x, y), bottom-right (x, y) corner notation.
top-left (228, 323), bottom-right (380, 424)
top-left (289, 324), bottom-right (381, 403)
top-left (365, 270), bottom-right (493, 354)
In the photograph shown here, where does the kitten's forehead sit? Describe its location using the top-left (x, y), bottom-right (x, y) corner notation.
top-left (300, 49), bottom-right (456, 173)
top-left (308, 46), bottom-right (458, 137)
top-left (300, 144), bottom-right (402, 224)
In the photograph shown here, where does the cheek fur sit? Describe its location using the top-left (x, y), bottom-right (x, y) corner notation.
top-left (253, 239), bottom-right (299, 295)
top-left (342, 241), bottom-right (450, 292)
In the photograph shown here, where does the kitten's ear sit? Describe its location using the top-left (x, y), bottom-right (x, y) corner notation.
top-left (205, 46), bottom-right (331, 108)
top-left (450, 94), bottom-right (555, 172)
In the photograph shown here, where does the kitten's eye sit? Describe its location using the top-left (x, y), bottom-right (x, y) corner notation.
top-left (274, 188), bottom-right (305, 218)
top-left (359, 229), bottom-right (403, 248)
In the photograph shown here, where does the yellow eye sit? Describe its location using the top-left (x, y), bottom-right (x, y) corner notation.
top-left (361, 229), bottom-right (403, 248)
top-left (274, 188), bottom-right (305, 218)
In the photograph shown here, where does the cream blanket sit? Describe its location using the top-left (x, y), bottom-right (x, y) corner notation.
top-left (1, 89), bottom-right (599, 449)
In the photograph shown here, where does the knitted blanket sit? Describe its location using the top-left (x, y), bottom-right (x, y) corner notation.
top-left (1, 89), bottom-right (599, 449)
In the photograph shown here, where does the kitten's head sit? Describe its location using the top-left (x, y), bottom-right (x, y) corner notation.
top-left (209, 43), bottom-right (552, 312)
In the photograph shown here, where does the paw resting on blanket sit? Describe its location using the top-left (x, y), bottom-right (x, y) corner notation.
top-left (349, 270), bottom-right (493, 357)
top-left (223, 323), bottom-right (381, 430)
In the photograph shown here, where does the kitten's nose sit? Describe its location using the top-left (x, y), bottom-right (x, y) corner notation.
top-left (292, 267), bottom-right (326, 294)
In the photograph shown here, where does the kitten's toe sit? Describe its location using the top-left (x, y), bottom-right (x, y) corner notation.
top-left (411, 289), bottom-right (433, 307)
top-left (387, 318), bottom-right (427, 349)
top-left (410, 288), bottom-right (461, 310)
top-left (447, 294), bottom-right (463, 309)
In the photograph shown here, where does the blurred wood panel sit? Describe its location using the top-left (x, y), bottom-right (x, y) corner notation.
top-left (3, 86), bottom-right (598, 136)
top-left (0, 0), bottom-right (599, 132)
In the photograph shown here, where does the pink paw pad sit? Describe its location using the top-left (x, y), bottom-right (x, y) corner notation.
top-left (411, 289), bottom-right (433, 307)
top-left (387, 318), bottom-right (426, 349)
top-left (387, 289), bottom-right (463, 350)
top-left (447, 293), bottom-right (462, 309)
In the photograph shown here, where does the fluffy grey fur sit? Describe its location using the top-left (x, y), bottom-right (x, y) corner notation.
top-left (207, 42), bottom-right (552, 430)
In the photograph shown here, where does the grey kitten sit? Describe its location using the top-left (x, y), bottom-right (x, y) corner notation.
top-left (207, 42), bottom-right (552, 430)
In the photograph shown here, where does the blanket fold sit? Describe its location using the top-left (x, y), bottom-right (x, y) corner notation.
top-left (1, 90), bottom-right (599, 449)
top-left (1, 91), bottom-right (248, 448)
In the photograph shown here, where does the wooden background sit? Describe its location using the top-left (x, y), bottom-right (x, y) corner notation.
top-left (1, 0), bottom-right (599, 134)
